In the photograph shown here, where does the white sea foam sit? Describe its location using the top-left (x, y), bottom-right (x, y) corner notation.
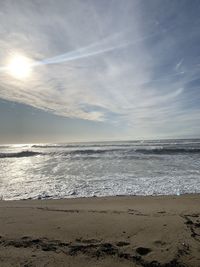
top-left (0, 139), bottom-right (200, 200)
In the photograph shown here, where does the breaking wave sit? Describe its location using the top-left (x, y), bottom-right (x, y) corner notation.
top-left (67, 147), bottom-right (200, 155)
top-left (134, 147), bottom-right (200, 154)
top-left (1, 147), bottom-right (200, 159)
top-left (0, 151), bottom-right (42, 158)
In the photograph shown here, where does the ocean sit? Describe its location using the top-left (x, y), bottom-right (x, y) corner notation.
top-left (0, 139), bottom-right (200, 200)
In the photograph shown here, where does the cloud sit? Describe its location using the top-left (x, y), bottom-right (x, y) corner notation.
top-left (0, 0), bottom-right (200, 138)
top-left (175, 59), bottom-right (183, 71)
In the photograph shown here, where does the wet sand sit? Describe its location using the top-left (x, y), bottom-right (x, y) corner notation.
top-left (0, 194), bottom-right (200, 266)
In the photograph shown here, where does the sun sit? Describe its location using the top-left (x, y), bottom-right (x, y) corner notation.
top-left (7, 54), bottom-right (32, 79)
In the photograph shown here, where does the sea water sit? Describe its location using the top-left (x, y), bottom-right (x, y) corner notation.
top-left (0, 139), bottom-right (200, 200)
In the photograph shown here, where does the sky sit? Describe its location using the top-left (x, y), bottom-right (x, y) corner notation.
top-left (0, 0), bottom-right (200, 143)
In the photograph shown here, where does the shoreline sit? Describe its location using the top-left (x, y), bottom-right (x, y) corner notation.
top-left (1, 192), bottom-right (199, 202)
top-left (0, 194), bottom-right (200, 266)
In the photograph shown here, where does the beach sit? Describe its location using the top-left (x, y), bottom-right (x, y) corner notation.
top-left (0, 194), bottom-right (199, 266)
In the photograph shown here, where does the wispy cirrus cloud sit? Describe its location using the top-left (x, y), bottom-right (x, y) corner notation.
top-left (0, 0), bottom-right (200, 139)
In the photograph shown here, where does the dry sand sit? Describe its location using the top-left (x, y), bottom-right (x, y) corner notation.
top-left (0, 194), bottom-right (199, 267)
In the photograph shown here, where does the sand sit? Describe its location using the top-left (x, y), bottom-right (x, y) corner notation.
top-left (0, 194), bottom-right (200, 267)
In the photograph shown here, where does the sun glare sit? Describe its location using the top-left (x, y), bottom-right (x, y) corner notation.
top-left (7, 54), bottom-right (32, 79)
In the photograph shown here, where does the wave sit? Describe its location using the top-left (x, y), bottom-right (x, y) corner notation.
top-left (0, 151), bottom-right (43, 158)
top-left (69, 149), bottom-right (122, 154)
top-left (32, 141), bottom-right (200, 149)
top-left (135, 148), bottom-right (200, 154)
top-left (1, 147), bottom-right (200, 159)
top-left (32, 144), bottom-right (142, 148)
top-left (2, 139), bottom-right (200, 150)
top-left (59, 147), bottom-right (200, 155)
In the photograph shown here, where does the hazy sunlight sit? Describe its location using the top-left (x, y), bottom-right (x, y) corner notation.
top-left (7, 54), bottom-right (32, 79)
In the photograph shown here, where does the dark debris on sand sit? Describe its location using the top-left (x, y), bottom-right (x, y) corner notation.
top-left (0, 236), bottom-right (188, 267)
